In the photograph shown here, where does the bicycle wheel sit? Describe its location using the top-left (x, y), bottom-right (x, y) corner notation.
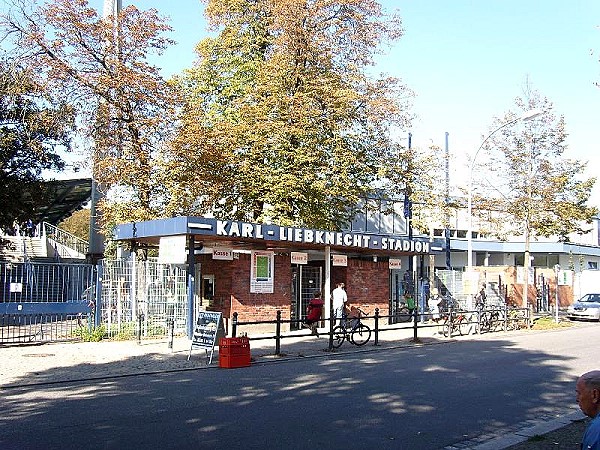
top-left (478, 312), bottom-right (490, 333)
top-left (458, 316), bottom-right (470, 336)
top-left (332, 325), bottom-right (346, 348)
top-left (442, 317), bottom-right (452, 337)
top-left (490, 311), bottom-right (502, 332)
top-left (397, 307), bottom-right (411, 323)
top-left (350, 323), bottom-right (371, 346)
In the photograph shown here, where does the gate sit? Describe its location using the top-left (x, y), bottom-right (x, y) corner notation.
top-left (97, 258), bottom-right (188, 339)
top-left (291, 265), bottom-right (322, 330)
top-left (0, 261), bottom-right (95, 344)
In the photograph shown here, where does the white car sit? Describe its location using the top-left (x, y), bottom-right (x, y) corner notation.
top-left (567, 294), bottom-right (600, 321)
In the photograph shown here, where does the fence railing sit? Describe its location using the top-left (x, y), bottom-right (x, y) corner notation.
top-left (0, 312), bottom-right (91, 344)
top-left (42, 222), bottom-right (88, 257)
top-left (230, 305), bottom-right (531, 356)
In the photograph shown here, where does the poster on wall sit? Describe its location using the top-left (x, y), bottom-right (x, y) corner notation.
top-left (462, 271), bottom-right (480, 296)
top-left (250, 250), bottom-right (274, 293)
top-left (557, 270), bottom-right (572, 286)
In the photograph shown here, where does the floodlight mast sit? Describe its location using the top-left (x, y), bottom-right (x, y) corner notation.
top-left (88, 0), bottom-right (123, 262)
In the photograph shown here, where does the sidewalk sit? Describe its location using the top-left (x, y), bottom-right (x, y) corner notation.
top-left (0, 323), bottom-right (442, 388)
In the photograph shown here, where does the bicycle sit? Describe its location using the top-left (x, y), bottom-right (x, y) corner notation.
top-left (331, 307), bottom-right (372, 348)
top-left (396, 301), bottom-right (413, 323)
top-left (442, 307), bottom-right (470, 337)
top-left (476, 302), bottom-right (501, 333)
top-left (506, 307), bottom-right (530, 330)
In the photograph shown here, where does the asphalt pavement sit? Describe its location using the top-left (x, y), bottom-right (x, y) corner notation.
top-left (0, 321), bottom-right (592, 449)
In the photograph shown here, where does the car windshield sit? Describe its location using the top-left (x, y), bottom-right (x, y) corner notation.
top-left (580, 294), bottom-right (600, 303)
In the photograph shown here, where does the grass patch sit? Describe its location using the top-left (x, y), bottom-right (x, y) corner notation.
top-left (531, 316), bottom-right (573, 330)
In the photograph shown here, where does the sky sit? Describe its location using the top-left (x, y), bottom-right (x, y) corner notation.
top-left (82, 1), bottom-right (600, 205)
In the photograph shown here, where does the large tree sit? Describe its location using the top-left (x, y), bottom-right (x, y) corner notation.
top-left (0, 59), bottom-right (74, 233)
top-left (474, 85), bottom-right (597, 305)
top-left (1, 0), bottom-right (177, 235)
top-left (168, 0), bottom-right (414, 230)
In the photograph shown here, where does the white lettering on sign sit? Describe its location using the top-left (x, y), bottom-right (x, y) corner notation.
top-left (210, 220), bottom-right (429, 254)
top-left (216, 220), bottom-right (264, 239)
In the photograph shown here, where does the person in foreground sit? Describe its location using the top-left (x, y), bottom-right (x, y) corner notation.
top-left (577, 370), bottom-right (600, 450)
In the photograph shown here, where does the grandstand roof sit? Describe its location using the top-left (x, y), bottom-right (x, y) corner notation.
top-left (35, 178), bottom-right (92, 225)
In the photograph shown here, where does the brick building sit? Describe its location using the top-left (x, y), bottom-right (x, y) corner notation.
top-left (114, 216), bottom-right (431, 336)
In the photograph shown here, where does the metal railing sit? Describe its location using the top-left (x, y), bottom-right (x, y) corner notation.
top-left (42, 222), bottom-right (88, 257)
top-left (0, 313), bottom-right (91, 344)
top-left (230, 305), bottom-right (531, 356)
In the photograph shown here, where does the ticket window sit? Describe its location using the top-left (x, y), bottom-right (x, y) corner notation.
top-left (202, 275), bottom-right (215, 307)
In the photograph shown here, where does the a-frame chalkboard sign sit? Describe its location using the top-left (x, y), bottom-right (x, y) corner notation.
top-left (188, 311), bottom-right (224, 364)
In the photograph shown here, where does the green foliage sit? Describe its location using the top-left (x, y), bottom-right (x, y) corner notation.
top-left (0, 59), bottom-right (74, 231)
top-left (74, 325), bottom-right (106, 342)
top-left (58, 209), bottom-right (90, 241)
top-left (170, 0), bottom-right (415, 229)
top-left (1, 0), bottom-right (178, 239)
top-left (475, 84), bottom-right (597, 243)
top-left (111, 321), bottom-right (167, 340)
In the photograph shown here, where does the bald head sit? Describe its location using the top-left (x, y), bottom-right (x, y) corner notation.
top-left (580, 371), bottom-right (600, 390)
top-left (577, 370), bottom-right (600, 418)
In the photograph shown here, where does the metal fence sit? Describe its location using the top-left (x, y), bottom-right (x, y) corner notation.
top-left (97, 258), bottom-right (188, 340)
top-left (0, 261), bottom-right (95, 344)
top-left (0, 258), bottom-right (189, 344)
top-left (0, 261), bottom-right (95, 304)
top-left (0, 313), bottom-right (89, 344)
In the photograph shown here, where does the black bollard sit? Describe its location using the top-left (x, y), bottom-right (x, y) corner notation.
top-left (374, 308), bottom-right (380, 346)
top-left (137, 313), bottom-right (144, 345)
top-left (275, 310), bottom-right (281, 356)
top-left (167, 319), bottom-right (174, 350)
top-left (232, 312), bottom-right (238, 337)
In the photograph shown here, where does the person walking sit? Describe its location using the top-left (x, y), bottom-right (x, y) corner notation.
top-left (577, 370), bottom-right (600, 450)
top-left (332, 282), bottom-right (347, 325)
top-left (428, 288), bottom-right (442, 322)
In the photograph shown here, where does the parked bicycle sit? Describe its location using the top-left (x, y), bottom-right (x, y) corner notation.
top-left (396, 301), bottom-right (413, 323)
top-left (442, 307), bottom-right (470, 337)
top-left (506, 307), bottom-right (530, 330)
top-left (476, 302), bottom-right (502, 333)
top-left (332, 307), bottom-right (372, 348)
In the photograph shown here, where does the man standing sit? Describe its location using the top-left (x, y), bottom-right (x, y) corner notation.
top-left (577, 370), bottom-right (600, 450)
top-left (332, 282), bottom-right (347, 325)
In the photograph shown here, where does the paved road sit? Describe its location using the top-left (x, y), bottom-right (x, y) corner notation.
top-left (0, 324), bottom-right (597, 450)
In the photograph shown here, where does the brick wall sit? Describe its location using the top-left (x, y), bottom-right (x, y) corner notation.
top-left (345, 259), bottom-right (390, 316)
top-left (198, 253), bottom-right (391, 333)
top-left (198, 253), bottom-right (291, 333)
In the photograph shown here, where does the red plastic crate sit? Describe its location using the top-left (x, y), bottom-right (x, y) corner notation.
top-left (219, 337), bottom-right (251, 368)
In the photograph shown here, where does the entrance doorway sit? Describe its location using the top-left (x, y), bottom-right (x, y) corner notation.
top-left (291, 265), bottom-right (323, 330)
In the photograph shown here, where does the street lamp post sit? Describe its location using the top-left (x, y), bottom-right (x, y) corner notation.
top-left (466, 109), bottom-right (542, 309)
